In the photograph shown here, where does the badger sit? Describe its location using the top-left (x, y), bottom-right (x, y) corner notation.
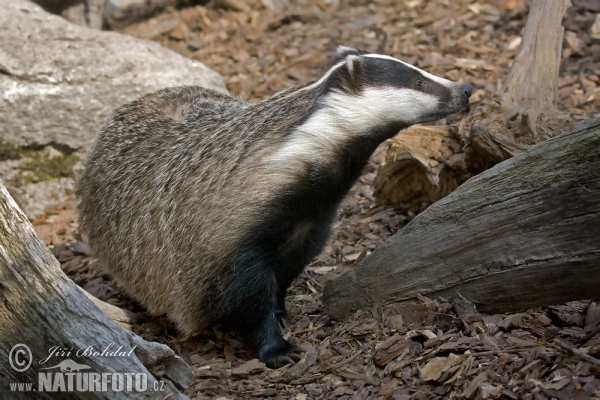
top-left (76, 46), bottom-right (471, 368)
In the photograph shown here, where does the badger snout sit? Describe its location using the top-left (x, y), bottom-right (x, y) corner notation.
top-left (448, 82), bottom-right (471, 112)
top-left (462, 84), bottom-right (472, 99)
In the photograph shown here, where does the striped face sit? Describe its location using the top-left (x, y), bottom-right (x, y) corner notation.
top-left (265, 47), bottom-right (471, 168)
top-left (321, 47), bottom-right (472, 127)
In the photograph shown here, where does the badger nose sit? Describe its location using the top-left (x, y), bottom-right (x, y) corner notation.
top-left (462, 84), bottom-right (472, 98)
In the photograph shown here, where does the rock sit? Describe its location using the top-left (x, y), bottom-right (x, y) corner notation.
top-left (585, 301), bottom-right (600, 328)
top-left (498, 314), bottom-right (525, 332)
top-left (102, 0), bottom-right (287, 30)
top-left (1, 0), bottom-right (226, 152)
top-left (102, 0), bottom-right (191, 30)
top-left (60, 0), bottom-right (107, 29)
top-left (32, 0), bottom-right (107, 29)
top-left (0, 0), bottom-right (227, 218)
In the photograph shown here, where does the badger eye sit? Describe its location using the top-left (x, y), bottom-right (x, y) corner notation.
top-left (416, 79), bottom-right (423, 87)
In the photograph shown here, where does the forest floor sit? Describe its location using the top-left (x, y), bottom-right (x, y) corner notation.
top-left (31, 0), bottom-right (600, 398)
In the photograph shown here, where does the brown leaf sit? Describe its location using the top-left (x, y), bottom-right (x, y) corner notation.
top-left (420, 353), bottom-right (461, 381)
top-left (378, 379), bottom-right (398, 396)
top-left (373, 334), bottom-right (411, 366)
top-left (230, 358), bottom-right (265, 377)
top-left (275, 346), bottom-right (318, 383)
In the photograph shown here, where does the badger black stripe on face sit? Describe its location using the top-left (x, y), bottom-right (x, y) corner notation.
top-left (360, 57), bottom-right (453, 105)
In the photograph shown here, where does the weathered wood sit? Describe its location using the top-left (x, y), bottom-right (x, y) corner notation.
top-left (459, 0), bottom-right (581, 170)
top-left (323, 118), bottom-right (600, 320)
top-left (0, 183), bottom-right (192, 399)
top-left (82, 290), bottom-right (142, 330)
top-left (373, 125), bottom-right (472, 208)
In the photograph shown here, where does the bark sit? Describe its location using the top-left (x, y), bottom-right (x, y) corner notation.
top-left (373, 125), bottom-right (473, 208)
top-left (0, 183), bottom-right (192, 399)
top-left (323, 118), bottom-right (600, 320)
top-left (458, 0), bottom-right (582, 170)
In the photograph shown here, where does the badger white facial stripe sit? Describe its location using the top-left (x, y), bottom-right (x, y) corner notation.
top-left (267, 87), bottom-right (440, 168)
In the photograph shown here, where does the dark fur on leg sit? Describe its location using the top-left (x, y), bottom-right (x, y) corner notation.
top-left (222, 247), bottom-right (304, 368)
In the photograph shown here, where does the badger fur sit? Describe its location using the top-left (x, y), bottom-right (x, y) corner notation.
top-left (76, 47), bottom-right (471, 368)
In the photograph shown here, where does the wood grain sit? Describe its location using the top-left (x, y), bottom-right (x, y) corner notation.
top-left (324, 118), bottom-right (600, 320)
top-left (0, 183), bottom-right (192, 399)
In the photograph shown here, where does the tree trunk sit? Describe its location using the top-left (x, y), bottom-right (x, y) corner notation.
top-left (459, 0), bottom-right (581, 170)
top-left (323, 118), bottom-right (600, 320)
top-left (0, 183), bottom-right (193, 399)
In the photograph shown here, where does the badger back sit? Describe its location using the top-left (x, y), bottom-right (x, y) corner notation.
top-left (75, 85), bottom-right (326, 325)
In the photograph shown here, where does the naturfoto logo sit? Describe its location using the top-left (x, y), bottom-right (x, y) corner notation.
top-left (7, 343), bottom-right (165, 395)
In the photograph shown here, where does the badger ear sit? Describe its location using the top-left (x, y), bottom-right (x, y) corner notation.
top-left (336, 46), bottom-right (369, 59)
top-left (345, 54), bottom-right (359, 74)
top-left (337, 45), bottom-right (358, 57)
top-left (336, 54), bottom-right (364, 93)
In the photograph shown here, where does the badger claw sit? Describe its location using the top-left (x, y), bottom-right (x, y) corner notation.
top-left (259, 341), bottom-right (306, 369)
top-left (289, 348), bottom-right (304, 361)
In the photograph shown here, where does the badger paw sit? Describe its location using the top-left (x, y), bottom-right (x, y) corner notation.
top-left (258, 340), bottom-right (305, 369)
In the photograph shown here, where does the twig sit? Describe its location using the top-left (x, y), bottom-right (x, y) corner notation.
top-left (289, 327), bottom-right (319, 336)
top-left (553, 338), bottom-right (600, 366)
top-left (416, 347), bottom-right (532, 364)
top-left (459, 348), bottom-right (534, 357)
top-left (328, 349), bottom-right (363, 370)
top-left (578, 60), bottom-right (590, 94)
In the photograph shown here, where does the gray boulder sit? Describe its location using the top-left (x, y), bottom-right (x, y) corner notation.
top-left (1, 0), bottom-right (227, 152)
top-left (0, 0), bottom-right (227, 217)
top-left (32, 0), bottom-right (108, 29)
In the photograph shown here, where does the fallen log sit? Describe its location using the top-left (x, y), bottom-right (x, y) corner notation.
top-left (0, 182), bottom-right (192, 399)
top-left (323, 118), bottom-right (600, 320)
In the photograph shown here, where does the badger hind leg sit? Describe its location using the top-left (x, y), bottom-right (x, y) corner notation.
top-left (223, 249), bottom-right (304, 368)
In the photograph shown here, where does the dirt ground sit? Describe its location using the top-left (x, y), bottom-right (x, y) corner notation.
top-left (32, 0), bottom-right (600, 398)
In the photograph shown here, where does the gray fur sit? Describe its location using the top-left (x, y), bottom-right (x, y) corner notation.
top-left (77, 84), bottom-right (320, 332)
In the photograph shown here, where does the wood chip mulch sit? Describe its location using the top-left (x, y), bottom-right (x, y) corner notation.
top-left (31, 0), bottom-right (600, 398)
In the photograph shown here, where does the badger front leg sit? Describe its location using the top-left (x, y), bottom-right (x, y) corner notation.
top-left (246, 308), bottom-right (304, 368)
top-left (275, 297), bottom-right (292, 331)
top-left (224, 250), bottom-right (304, 368)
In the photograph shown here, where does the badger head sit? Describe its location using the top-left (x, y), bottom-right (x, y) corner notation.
top-left (320, 46), bottom-right (471, 130)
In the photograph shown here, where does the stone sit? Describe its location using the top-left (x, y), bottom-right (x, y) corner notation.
top-left (0, 0), bottom-right (227, 218)
top-left (585, 301), bottom-right (600, 328)
top-left (32, 0), bottom-right (107, 29)
top-left (1, 0), bottom-right (226, 152)
top-left (103, 0), bottom-right (185, 30)
top-left (60, 0), bottom-right (107, 29)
